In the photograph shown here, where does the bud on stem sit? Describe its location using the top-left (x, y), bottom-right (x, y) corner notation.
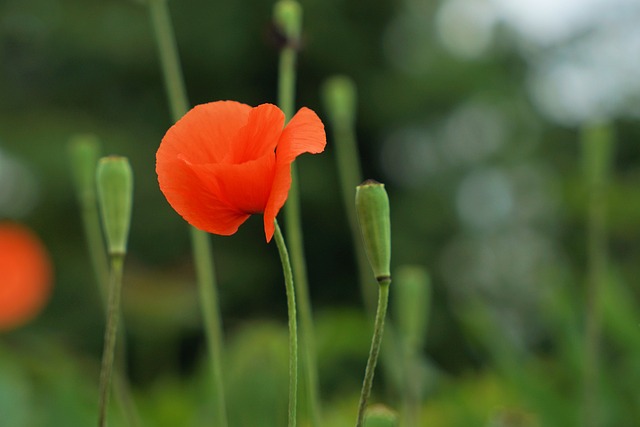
top-left (96, 157), bottom-right (133, 256)
top-left (356, 180), bottom-right (391, 285)
top-left (273, 0), bottom-right (302, 48)
top-left (69, 134), bottom-right (101, 205)
top-left (322, 76), bottom-right (357, 129)
top-left (364, 404), bottom-right (398, 427)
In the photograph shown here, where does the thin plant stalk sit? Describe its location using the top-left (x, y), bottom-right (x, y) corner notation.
top-left (355, 281), bottom-right (391, 427)
top-left (69, 139), bottom-right (140, 427)
top-left (274, 219), bottom-right (299, 427)
top-left (334, 129), bottom-right (376, 312)
top-left (148, 1), bottom-right (228, 426)
top-left (98, 254), bottom-right (125, 427)
top-left (276, 5), bottom-right (322, 426)
top-left (77, 175), bottom-right (110, 301)
top-left (321, 81), bottom-right (374, 311)
top-left (323, 79), bottom-right (403, 393)
top-left (582, 124), bottom-right (613, 427)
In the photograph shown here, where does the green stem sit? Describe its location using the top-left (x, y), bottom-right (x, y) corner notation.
top-left (190, 227), bottom-right (228, 425)
top-left (98, 254), bottom-right (125, 427)
top-left (148, 1), bottom-right (228, 426)
top-left (148, 0), bottom-right (189, 118)
top-left (278, 47), bottom-right (296, 121)
top-left (355, 281), bottom-right (390, 427)
top-left (79, 194), bottom-right (110, 303)
top-left (278, 32), bottom-right (322, 427)
top-left (331, 113), bottom-right (375, 313)
top-left (274, 220), bottom-right (299, 427)
top-left (582, 124), bottom-right (612, 427)
top-left (324, 81), bottom-right (403, 395)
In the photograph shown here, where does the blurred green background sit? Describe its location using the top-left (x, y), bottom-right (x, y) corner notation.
top-left (1, 0), bottom-right (640, 425)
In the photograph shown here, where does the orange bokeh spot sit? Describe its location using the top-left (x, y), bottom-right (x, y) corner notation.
top-left (156, 101), bottom-right (326, 242)
top-left (0, 222), bottom-right (53, 331)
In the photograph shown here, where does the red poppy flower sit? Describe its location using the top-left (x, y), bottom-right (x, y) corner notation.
top-left (0, 222), bottom-right (53, 331)
top-left (156, 101), bottom-right (326, 242)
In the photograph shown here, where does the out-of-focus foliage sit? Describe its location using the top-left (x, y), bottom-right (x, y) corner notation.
top-left (1, 0), bottom-right (640, 425)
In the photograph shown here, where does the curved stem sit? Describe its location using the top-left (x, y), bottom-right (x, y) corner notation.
top-left (274, 220), bottom-right (298, 427)
top-left (355, 281), bottom-right (390, 427)
top-left (98, 254), bottom-right (125, 427)
top-left (278, 34), bottom-right (322, 427)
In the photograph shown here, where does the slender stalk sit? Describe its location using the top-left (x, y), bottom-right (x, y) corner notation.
top-left (277, 10), bottom-right (322, 427)
top-left (278, 47), bottom-right (296, 122)
top-left (68, 136), bottom-right (109, 302)
top-left (320, 79), bottom-right (374, 311)
top-left (355, 281), bottom-right (390, 427)
top-left (274, 220), bottom-right (299, 427)
top-left (191, 226), bottom-right (227, 425)
top-left (79, 191), bottom-right (110, 302)
top-left (98, 254), bottom-right (125, 427)
top-left (148, 0), bottom-right (188, 119)
top-left (582, 124), bottom-right (613, 427)
top-left (70, 139), bottom-right (140, 427)
top-left (148, 1), bottom-right (228, 425)
top-left (323, 80), bottom-right (403, 394)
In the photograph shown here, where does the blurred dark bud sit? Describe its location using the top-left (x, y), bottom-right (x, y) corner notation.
top-left (271, 0), bottom-right (302, 50)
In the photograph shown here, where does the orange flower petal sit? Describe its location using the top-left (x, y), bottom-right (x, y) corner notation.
top-left (276, 107), bottom-right (327, 163)
top-left (0, 223), bottom-right (53, 331)
top-left (159, 101), bottom-right (251, 165)
top-left (226, 104), bottom-right (285, 164)
top-left (263, 163), bottom-right (292, 242)
top-left (189, 152), bottom-right (276, 215)
top-left (157, 101), bottom-right (326, 242)
top-left (263, 107), bottom-right (326, 242)
top-left (157, 157), bottom-right (251, 235)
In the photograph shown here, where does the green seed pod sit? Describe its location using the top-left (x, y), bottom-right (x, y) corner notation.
top-left (96, 157), bottom-right (133, 256)
top-left (364, 404), bottom-right (398, 427)
top-left (394, 266), bottom-right (430, 352)
top-left (321, 75), bottom-right (357, 128)
top-left (68, 134), bottom-right (101, 205)
top-left (273, 0), bottom-right (302, 45)
top-left (356, 180), bottom-right (391, 285)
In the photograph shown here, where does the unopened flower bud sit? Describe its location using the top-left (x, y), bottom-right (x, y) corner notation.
top-left (364, 404), bottom-right (398, 427)
top-left (273, 0), bottom-right (302, 46)
top-left (68, 134), bottom-right (101, 204)
top-left (321, 75), bottom-right (357, 128)
top-left (97, 157), bottom-right (133, 256)
top-left (356, 180), bottom-right (391, 285)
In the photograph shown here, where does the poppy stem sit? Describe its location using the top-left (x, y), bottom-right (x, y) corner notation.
top-left (148, 0), bottom-right (189, 118)
top-left (274, 219), bottom-right (298, 427)
top-left (275, 2), bottom-right (323, 426)
top-left (98, 254), bottom-right (125, 427)
top-left (320, 77), bottom-right (376, 313)
top-left (68, 135), bottom-right (110, 303)
top-left (581, 123), bottom-right (613, 427)
top-left (148, 1), bottom-right (228, 426)
top-left (70, 140), bottom-right (141, 427)
top-left (322, 78), bottom-right (404, 398)
top-left (355, 280), bottom-right (390, 427)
